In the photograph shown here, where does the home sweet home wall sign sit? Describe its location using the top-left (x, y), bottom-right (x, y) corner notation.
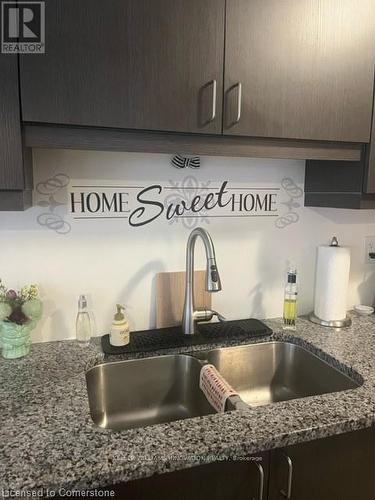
top-left (69, 180), bottom-right (279, 227)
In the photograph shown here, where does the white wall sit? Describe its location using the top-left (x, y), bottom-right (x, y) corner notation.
top-left (1, 149), bottom-right (375, 343)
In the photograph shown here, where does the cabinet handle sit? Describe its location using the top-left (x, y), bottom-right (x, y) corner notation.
top-left (234, 81), bottom-right (242, 124)
top-left (252, 462), bottom-right (264, 500)
top-left (208, 79), bottom-right (217, 122)
top-left (279, 452), bottom-right (293, 499)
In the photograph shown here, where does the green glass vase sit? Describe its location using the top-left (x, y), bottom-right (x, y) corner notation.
top-left (0, 320), bottom-right (37, 359)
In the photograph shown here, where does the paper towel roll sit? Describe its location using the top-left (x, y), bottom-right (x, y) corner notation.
top-left (314, 244), bottom-right (350, 322)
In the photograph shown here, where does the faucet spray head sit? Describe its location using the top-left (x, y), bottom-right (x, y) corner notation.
top-left (206, 258), bottom-right (222, 292)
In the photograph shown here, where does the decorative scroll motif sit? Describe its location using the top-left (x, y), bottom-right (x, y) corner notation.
top-left (275, 177), bottom-right (303, 229)
top-left (164, 175), bottom-right (211, 229)
top-left (36, 174), bottom-right (71, 234)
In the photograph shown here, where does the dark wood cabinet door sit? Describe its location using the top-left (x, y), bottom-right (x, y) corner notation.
top-left (0, 54), bottom-right (33, 211)
top-left (0, 54), bottom-right (24, 190)
top-left (364, 110), bottom-right (375, 194)
top-left (224, 0), bottom-right (375, 142)
top-left (98, 455), bottom-right (269, 500)
top-left (20, 0), bottom-right (225, 134)
top-left (269, 428), bottom-right (375, 500)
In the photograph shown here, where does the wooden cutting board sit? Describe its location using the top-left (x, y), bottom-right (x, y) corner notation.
top-left (156, 271), bottom-right (211, 328)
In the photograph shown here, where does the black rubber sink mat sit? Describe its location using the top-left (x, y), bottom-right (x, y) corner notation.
top-left (101, 318), bottom-right (272, 355)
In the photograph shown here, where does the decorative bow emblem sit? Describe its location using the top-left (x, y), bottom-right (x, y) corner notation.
top-left (171, 154), bottom-right (200, 169)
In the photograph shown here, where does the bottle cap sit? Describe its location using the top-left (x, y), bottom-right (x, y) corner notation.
top-left (78, 295), bottom-right (87, 308)
top-left (114, 304), bottom-right (125, 321)
top-left (287, 269), bottom-right (297, 283)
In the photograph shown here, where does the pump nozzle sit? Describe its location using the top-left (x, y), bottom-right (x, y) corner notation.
top-left (114, 304), bottom-right (125, 321)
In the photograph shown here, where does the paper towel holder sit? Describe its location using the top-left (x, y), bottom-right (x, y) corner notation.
top-left (309, 236), bottom-right (352, 328)
top-left (309, 313), bottom-right (351, 328)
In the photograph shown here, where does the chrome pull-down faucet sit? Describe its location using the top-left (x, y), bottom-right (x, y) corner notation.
top-left (182, 227), bottom-right (225, 335)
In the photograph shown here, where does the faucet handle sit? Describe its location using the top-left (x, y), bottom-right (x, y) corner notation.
top-left (212, 310), bottom-right (226, 322)
top-left (193, 309), bottom-right (226, 323)
top-left (209, 311), bottom-right (227, 323)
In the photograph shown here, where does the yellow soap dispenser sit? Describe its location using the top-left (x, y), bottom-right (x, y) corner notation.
top-left (283, 268), bottom-right (298, 330)
top-left (109, 304), bottom-right (130, 346)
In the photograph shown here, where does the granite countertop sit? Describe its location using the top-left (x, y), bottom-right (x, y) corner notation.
top-left (2, 314), bottom-right (375, 492)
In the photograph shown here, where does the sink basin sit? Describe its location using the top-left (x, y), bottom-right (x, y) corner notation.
top-left (86, 354), bottom-right (214, 431)
top-left (86, 341), bottom-right (360, 431)
top-left (196, 341), bottom-right (360, 407)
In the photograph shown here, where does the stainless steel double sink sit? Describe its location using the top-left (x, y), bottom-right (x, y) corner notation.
top-left (86, 341), bottom-right (360, 431)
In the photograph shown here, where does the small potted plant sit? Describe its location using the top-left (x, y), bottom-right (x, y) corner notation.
top-left (0, 280), bottom-right (43, 359)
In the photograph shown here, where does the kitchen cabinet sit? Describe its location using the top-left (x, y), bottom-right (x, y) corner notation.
top-left (364, 115), bottom-right (375, 194)
top-left (223, 0), bottom-right (375, 142)
top-left (268, 428), bottom-right (375, 500)
top-left (20, 0), bottom-right (375, 143)
top-left (305, 104), bottom-right (375, 209)
top-left (92, 428), bottom-right (375, 500)
top-left (304, 156), bottom-right (375, 209)
top-left (0, 54), bottom-right (32, 211)
top-left (19, 0), bottom-right (225, 135)
top-left (97, 455), bottom-right (269, 500)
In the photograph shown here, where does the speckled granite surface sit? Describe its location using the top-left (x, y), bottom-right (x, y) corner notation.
top-left (2, 314), bottom-right (375, 492)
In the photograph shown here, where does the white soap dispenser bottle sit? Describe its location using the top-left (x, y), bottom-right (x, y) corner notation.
top-left (109, 304), bottom-right (130, 346)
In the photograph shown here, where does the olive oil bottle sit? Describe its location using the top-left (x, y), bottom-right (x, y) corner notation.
top-left (283, 269), bottom-right (298, 329)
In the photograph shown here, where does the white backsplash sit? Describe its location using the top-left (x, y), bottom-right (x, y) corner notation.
top-left (1, 149), bottom-right (375, 343)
